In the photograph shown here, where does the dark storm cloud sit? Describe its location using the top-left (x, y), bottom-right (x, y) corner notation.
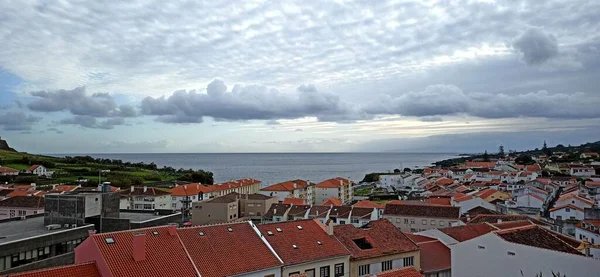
top-left (141, 80), bottom-right (362, 123)
top-left (0, 111), bottom-right (41, 131)
top-left (512, 27), bottom-right (559, 66)
top-left (366, 84), bottom-right (600, 119)
top-left (28, 87), bottom-right (136, 118)
top-left (59, 116), bottom-right (125, 130)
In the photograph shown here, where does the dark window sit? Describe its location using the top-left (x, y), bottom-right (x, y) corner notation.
top-left (320, 265), bottom-right (330, 277)
top-left (305, 269), bottom-right (316, 277)
top-left (334, 263), bottom-right (344, 277)
top-left (403, 256), bottom-right (414, 267)
top-left (289, 272), bottom-right (300, 276)
top-left (352, 237), bottom-right (373, 249)
top-left (358, 264), bottom-right (370, 276)
top-left (382, 260), bottom-right (392, 271)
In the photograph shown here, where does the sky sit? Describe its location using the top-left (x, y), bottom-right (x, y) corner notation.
top-left (0, 0), bottom-right (599, 153)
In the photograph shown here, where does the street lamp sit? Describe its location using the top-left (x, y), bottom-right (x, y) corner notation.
top-left (99, 170), bottom-right (111, 185)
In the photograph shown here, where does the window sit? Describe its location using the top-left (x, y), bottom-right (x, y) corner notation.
top-left (431, 220), bottom-right (436, 225)
top-left (422, 219), bottom-right (427, 225)
top-left (334, 263), bottom-right (344, 277)
top-left (404, 218), bottom-right (409, 224)
top-left (410, 219), bottom-right (415, 224)
top-left (339, 220), bottom-right (345, 224)
top-left (289, 272), bottom-right (300, 276)
top-left (305, 269), bottom-right (315, 277)
top-left (396, 218), bottom-right (401, 223)
top-left (351, 219), bottom-right (359, 224)
top-left (18, 210), bottom-right (26, 216)
top-left (320, 266), bottom-right (330, 277)
top-left (172, 197), bottom-right (176, 201)
top-left (439, 221), bottom-right (445, 226)
top-left (507, 251), bottom-right (516, 256)
top-left (172, 203), bottom-right (177, 208)
top-left (143, 204), bottom-right (152, 210)
top-left (565, 208), bottom-right (571, 212)
top-left (358, 264), bottom-right (370, 276)
top-left (248, 203), bottom-right (255, 207)
top-left (403, 256), bottom-right (414, 267)
top-left (9, 210), bottom-right (15, 218)
top-left (382, 260), bottom-right (392, 271)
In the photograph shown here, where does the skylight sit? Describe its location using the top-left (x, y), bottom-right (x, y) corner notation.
top-left (292, 244), bottom-right (298, 249)
top-left (152, 231), bottom-right (159, 236)
top-left (227, 227), bottom-right (233, 232)
top-left (276, 227), bottom-right (282, 232)
top-left (199, 232), bottom-right (205, 236)
top-left (297, 225), bottom-right (303, 230)
top-left (267, 231), bottom-right (274, 236)
top-left (317, 241), bottom-right (323, 245)
top-left (105, 237), bottom-right (115, 244)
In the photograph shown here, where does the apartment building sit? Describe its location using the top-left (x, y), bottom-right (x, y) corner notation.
top-left (191, 192), bottom-right (277, 225)
top-left (208, 178), bottom-right (262, 197)
top-left (119, 186), bottom-right (171, 211)
top-left (260, 179), bottom-right (316, 204)
top-left (315, 177), bottom-right (353, 205)
top-left (333, 220), bottom-right (420, 277)
top-left (0, 196), bottom-right (44, 220)
top-left (382, 203), bottom-right (461, 232)
top-left (168, 183), bottom-right (212, 211)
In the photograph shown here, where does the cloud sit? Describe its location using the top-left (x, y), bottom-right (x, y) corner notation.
top-left (28, 87), bottom-right (136, 117)
top-left (366, 84), bottom-right (600, 119)
top-left (141, 80), bottom-right (361, 123)
top-left (46, 127), bottom-right (64, 134)
top-left (419, 116), bottom-right (444, 122)
top-left (100, 140), bottom-right (170, 151)
top-left (0, 111), bottom-right (41, 131)
top-left (59, 116), bottom-right (125, 129)
top-left (512, 27), bottom-right (559, 66)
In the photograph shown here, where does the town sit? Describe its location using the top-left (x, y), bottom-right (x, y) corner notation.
top-left (1, 143), bottom-right (600, 276)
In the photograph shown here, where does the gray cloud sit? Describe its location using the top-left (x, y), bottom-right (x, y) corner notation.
top-left (46, 127), bottom-right (64, 134)
top-left (141, 80), bottom-right (361, 123)
top-left (28, 87), bottom-right (136, 117)
top-left (366, 84), bottom-right (600, 119)
top-left (59, 116), bottom-right (125, 129)
top-left (0, 111), bottom-right (41, 131)
top-left (512, 27), bottom-right (559, 66)
top-left (100, 140), bottom-right (169, 150)
top-left (419, 116), bottom-right (444, 122)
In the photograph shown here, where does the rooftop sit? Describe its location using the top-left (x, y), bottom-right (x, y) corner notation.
top-left (119, 212), bottom-right (180, 223)
top-left (263, 203), bottom-right (291, 218)
top-left (383, 203), bottom-right (460, 219)
top-left (415, 239), bottom-right (451, 273)
top-left (8, 262), bottom-right (101, 277)
top-left (0, 216), bottom-right (94, 246)
top-left (376, 267), bottom-right (424, 277)
top-left (439, 223), bottom-right (497, 242)
top-left (120, 186), bottom-right (171, 196)
top-left (353, 200), bottom-right (385, 209)
top-left (496, 225), bottom-right (583, 256)
top-left (168, 183), bottom-right (212, 196)
top-left (261, 179), bottom-right (314, 192)
top-left (315, 177), bottom-right (350, 189)
top-left (258, 219), bottom-right (349, 265)
top-left (333, 220), bottom-right (419, 260)
top-left (282, 198), bottom-right (307, 205)
top-left (0, 195), bottom-right (44, 208)
top-left (322, 197), bottom-right (342, 206)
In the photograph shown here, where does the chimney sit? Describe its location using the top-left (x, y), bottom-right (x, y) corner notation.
top-left (325, 219), bottom-right (334, 235)
top-left (168, 225), bottom-right (177, 236)
top-left (52, 184), bottom-right (57, 190)
top-left (293, 182), bottom-right (297, 189)
top-left (497, 219), bottom-right (503, 223)
top-left (339, 180), bottom-right (343, 187)
top-left (143, 186), bottom-right (147, 193)
top-left (131, 185), bottom-right (134, 192)
top-left (132, 233), bottom-right (146, 262)
top-left (88, 230), bottom-right (96, 236)
top-left (184, 184), bottom-right (187, 190)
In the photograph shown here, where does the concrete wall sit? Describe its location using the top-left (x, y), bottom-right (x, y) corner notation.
top-left (550, 208), bottom-right (585, 221)
top-left (283, 256), bottom-right (349, 277)
top-left (349, 251), bottom-right (420, 277)
top-left (191, 200), bottom-right (238, 226)
top-left (451, 232), bottom-right (600, 277)
top-left (575, 227), bottom-right (600, 245)
top-left (315, 188), bottom-right (340, 205)
top-left (240, 197), bottom-right (278, 219)
top-left (131, 213), bottom-right (181, 229)
top-left (44, 195), bottom-right (86, 226)
top-left (240, 267), bottom-right (281, 277)
top-left (383, 215), bottom-right (459, 232)
top-left (0, 207), bottom-right (43, 220)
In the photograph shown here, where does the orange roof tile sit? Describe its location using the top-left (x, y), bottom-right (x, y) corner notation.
top-left (53, 185), bottom-right (79, 192)
top-left (26, 165), bottom-right (41, 172)
top-left (168, 183), bottom-right (212, 196)
top-left (376, 267), bottom-right (423, 277)
top-left (283, 198), bottom-right (307, 205)
top-left (491, 220), bottom-right (534, 230)
top-left (424, 197), bottom-right (451, 206)
top-left (262, 179), bottom-right (313, 192)
top-left (353, 200), bottom-right (385, 209)
top-left (315, 177), bottom-right (350, 188)
top-left (440, 223), bottom-right (498, 242)
top-left (322, 197), bottom-right (342, 206)
top-left (9, 262), bottom-right (101, 277)
top-left (404, 233), bottom-right (438, 244)
top-left (416, 239), bottom-right (451, 273)
top-left (90, 226), bottom-right (199, 277)
top-left (178, 222), bottom-right (282, 277)
top-left (465, 161), bottom-right (495, 168)
top-left (549, 204), bottom-right (584, 212)
top-left (586, 181), bottom-right (600, 187)
top-left (0, 166), bottom-right (19, 173)
top-left (258, 219), bottom-right (349, 265)
top-left (453, 195), bottom-right (474, 203)
top-left (209, 178), bottom-right (261, 192)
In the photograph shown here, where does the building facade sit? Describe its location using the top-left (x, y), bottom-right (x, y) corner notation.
top-left (382, 203), bottom-right (461, 232)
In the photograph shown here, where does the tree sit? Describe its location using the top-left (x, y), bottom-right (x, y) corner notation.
top-left (403, 167), bottom-right (412, 173)
top-left (393, 168), bottom-right (401, 174)
top-left (498, 145), bottom-right (505, 156)
top-left (483, 150), bottom-right (490, 162)
top-left (516, 154), bottom-right (534, 165)
top-left (542, 140), bottom-right (551, 156)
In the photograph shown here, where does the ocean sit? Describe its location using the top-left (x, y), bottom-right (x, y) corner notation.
top-left (58, 153), bottom-right (457, 186)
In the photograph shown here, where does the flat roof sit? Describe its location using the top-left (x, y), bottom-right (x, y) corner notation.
top-left (0, 217), bottom-right (93, 246)
top-left (119, 212), bottom-right (181, 223)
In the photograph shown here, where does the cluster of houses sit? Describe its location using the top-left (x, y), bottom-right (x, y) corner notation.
top-left (0, 164), bottom-right (53, 177)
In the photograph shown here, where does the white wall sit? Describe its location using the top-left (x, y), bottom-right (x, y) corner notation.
top-left (283, 256), bottom-right (349, 277)
top-left (555, 198), bottom-right (593, 210)
top-left (515, 194), bottom-right (544, 209)
top-left (241, 267), bottom-right (281, 277)
top-left (380, 175), bottom-right (403, 187)
top-left (451, 233), bottom-right (600, 277)
top-left (315, 187), bottom-right (339, 205)
top-left (575, 227), bottom-right (600, 245)
top-left (260, 191), bottom-right (291, 203)
top-left (454, 198), bottom-right (496, 214)
top-left (550, 208), bottom-right (584, 221)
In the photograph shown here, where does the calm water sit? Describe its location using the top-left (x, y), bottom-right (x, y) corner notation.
top-left (55, 153), bottom-right (457, 185)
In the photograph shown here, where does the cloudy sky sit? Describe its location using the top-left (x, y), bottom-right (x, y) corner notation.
top-left (1, 0), bottom-right (599, 153)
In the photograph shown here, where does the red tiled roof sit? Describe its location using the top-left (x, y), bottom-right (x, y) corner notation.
top-left (258, 219), bottom-right (349, 265)
top-left (178, 222), bottom-right (282, 277)
top-left (308, 205), bottom-right (331, 218)
top-left (404, 233), bottom-right (437, 244)
top-left (283, 197), bottom-right (307, 205)
top-left (491, 220), bottom-right (534, 230)
top-left (322, 197), bottom-right (342, 206)
top-left (424, 197), bottom-right (451, 206)
top-left (0, 166), bottom-right (19, 173)
top-left (27, 165), bottom-right (40, 172)
top-left (207, 178), bottom-right (261, 192)
top-left (453, 195), bottom-right (473, 203)
top-left (333, 220), bottom-right (419, 260)
top-left (586, 181), bottom-right (600, 187)
top-left (90, 226), bottom-right (199, 277)
top-left (526, 164), bottom-right (542, 172)
top-left (120, 186), bottom-right (171, 196)
top-left (7, 190), bottom-right (41, 197)
top-left (53, 185), bottom-right (79, 192)
top-left (0, 196), bottom-right (44, 208)
top-left (168, 183), bottom-right (212, 196)
top-left (383, 203), bottom-right (460, 219)
top-left (549, 204), bottom-right (583, 212)
top-left (262, 179), bottom-right (313, 192)
top-left (329, 206), bottom-right (352, 218)
top-left (315, 177), bottom-right (350, 188)
top-left (353, 200), bottom-right (385, 209)
top-left (351, 207), bottom-right (375, 219)
top-left (467, 215), bottom-right (550, 226)
top-left (9, 262), bottom-right (101, 277)
top-left (576, 219), bottom-right (600, 235)
top-left (439, 223), bottom-right (497, 242)
top-left (557, 194), bottom-right (595, 206)
top-left (263, 203), bottom-right (292, 218)
top-left (434, 178), bottom-right (454, 186)
top-left (465, 161), bottom-right (495, 168)
top-left (495, 225), bottom-right (583, 256)
top-left (376, 267), bottom-right (423, 277)
top-left (416, 239), bottom-right (451, 273)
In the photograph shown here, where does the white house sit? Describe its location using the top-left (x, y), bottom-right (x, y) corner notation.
top-left (451, 225), bottom-right (600, 277)
top-left (452, 195), bottom-right (496, 215)
top-left (119, 186), bottom-right (172, 211)
top-left (549, 204), bottom-right (585, 221)
top-left (576, 220), bottom-right (600, 245)
top-left (26, 165), bottom-right (52, 177)
top-left (0, 166), bottom-right (19, 176)
top-left (379, 174), bottom-right (404, 187)
top-left (514, 193), bottom-right (545, 209)
top-left (570, 166), bottom-right (595, 177)
top-left (580, 152), bottom-right (600, 159)
top-left (555, 193), bottom-right (595, 210)
top-left (260, 179), bottom-right (315, 204)
top-left (314, 177), bottom-right (353, 205)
